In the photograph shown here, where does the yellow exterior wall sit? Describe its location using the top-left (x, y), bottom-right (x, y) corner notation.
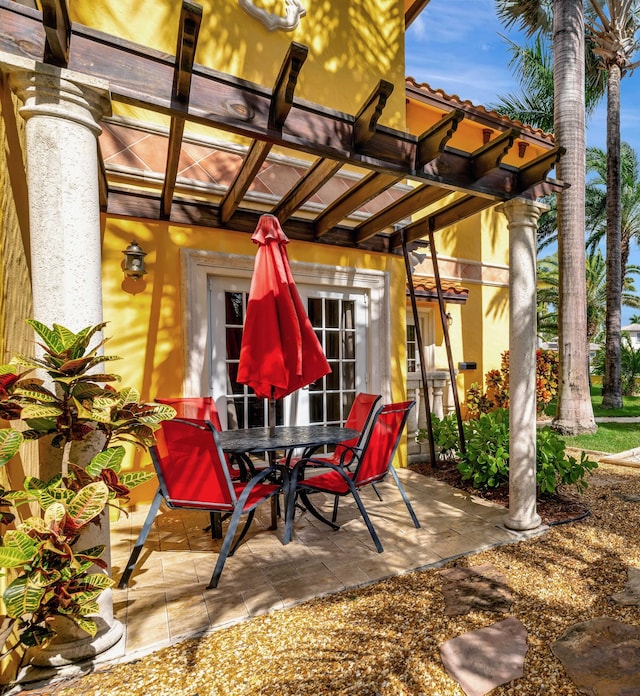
top-left (70, 0), bottom-right (407, 132)
top-left (101, 215), bottom-right (408, 504)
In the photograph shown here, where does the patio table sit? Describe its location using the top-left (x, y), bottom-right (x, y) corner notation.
top-left (218, 424), bottom-right (359, 543)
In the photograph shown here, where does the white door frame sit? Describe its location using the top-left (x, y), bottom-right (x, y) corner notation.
top-left (180, 248), bottom-right (391, 417)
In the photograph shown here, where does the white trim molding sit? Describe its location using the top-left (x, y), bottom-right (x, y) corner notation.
top-left (238, 0), bottom-right (306, 32)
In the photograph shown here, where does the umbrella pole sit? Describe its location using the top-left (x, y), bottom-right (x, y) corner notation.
top-left (269, 391), bottom-right (276, 437)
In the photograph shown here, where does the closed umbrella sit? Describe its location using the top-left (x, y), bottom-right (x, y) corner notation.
top-left (237, 215), bottom-right (331, 434)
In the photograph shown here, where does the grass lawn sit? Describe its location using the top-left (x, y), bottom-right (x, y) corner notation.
top-left (560, 422), bottom-right (640, 453)
top-left (545, 386), bottom-right (640, 453)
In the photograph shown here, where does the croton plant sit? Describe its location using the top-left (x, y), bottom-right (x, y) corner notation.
top-left (0, 320), bottom-right (174, 655)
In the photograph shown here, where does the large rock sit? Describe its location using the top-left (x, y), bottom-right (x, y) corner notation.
top-left (610, 567), bottom-right (640, 606)
top-left (438, 564), bottom-right (512, 615)
top-left (440, 617), bottom-right (527, 696)
top-left (551, 617), bottom-right (640, 695)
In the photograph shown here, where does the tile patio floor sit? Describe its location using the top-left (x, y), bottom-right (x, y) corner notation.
top-left (109, 469), bottom-right (540, 662)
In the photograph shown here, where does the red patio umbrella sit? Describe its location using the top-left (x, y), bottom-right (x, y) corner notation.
top-left (237, 215), bottom-right (331, 433)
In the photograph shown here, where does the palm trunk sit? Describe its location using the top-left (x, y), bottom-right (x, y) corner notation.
top-left (552, 0), bottom-right (596, 434)
top-left (602, 60), bottom-right (623, 409)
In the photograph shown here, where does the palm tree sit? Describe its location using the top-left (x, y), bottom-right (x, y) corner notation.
top-left (588, 2), bottom-right (640, 408)
top-left (629, 313), bottom-right (640, 323)
top-left (538, 250), bottom-right (640, 342)
top-left (586, 143), bottom-right (640, 285)
top-left (496, 0), bottom-right (597, 433)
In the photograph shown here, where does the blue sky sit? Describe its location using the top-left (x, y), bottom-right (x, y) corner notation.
top-left (405, 0), bottom-right (640, 323)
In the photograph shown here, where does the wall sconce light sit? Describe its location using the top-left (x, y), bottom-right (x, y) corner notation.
top-left (445, 312), bottom-right (453, 327)
top-left (122, 240), bottom-right (147, 279)
top-left (410, 250), bottom-right (427, 268)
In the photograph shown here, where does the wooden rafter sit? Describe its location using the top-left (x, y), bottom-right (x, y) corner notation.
top-left (272, 158), bottom-right (343, 222)
top-left (161, 1), bottom-right (202, 218)
top-left (391, 194), bottom-right (498, 248)
top-left (415, 109), bottom-right (464, 169)
top-left (219, 41), bottom-right (308, 225)
top-left (314, 172), bottom-right (402, 237)
top-left (355, 185), bottom-right (451, 243)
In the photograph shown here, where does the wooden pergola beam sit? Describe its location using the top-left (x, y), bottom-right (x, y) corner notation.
top-left (355, 185), bottom-right (450, 243)
top-left (161, 1), bottom-right (202, 218)
top-left (314, 172), bottom-right (402, 238)
top-left (41, 0), bottom-right (70, 67)
top-left (391, 194), bottom-right (498, 248)
top-left (272, 158), bottom-right (343, 222)
top-left (415, 109), bottom-right (464, 169)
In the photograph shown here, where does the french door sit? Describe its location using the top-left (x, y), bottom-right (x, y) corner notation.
top-left (208, 277), bottom-right (369, 429)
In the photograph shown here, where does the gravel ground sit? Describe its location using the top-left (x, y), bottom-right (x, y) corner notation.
top-left (19, 461), bottom-right (640, 695)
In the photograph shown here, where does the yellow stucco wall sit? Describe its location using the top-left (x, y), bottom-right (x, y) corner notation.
top-left (70, 0), bottom-right (407, 132)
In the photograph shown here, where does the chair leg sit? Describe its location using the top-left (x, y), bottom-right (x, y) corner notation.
top-left (388, 467), bottom-right (420, 528)
top-left (208, 504), bottom-right (248, 589)
top-left (371, 483), bottom-right (383, 501)
top-left (118, 488), bottom-right (164, 588)
top-left (299, 491), bottom-right (340, 531)
top-left (348, 483), bottom-right (383, 553)
top-left (228, 510), bottom-right (256, 556)
top-left (331, 495), bottom-right (339, 523)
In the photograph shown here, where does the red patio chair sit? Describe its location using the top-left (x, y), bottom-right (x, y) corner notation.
top-left (118, 418), bottom-right (281, 590)
top-left (281, 392), bottom-right (381, 469)
top-left (286, 401), bottom-right (419, 552)
top-left (156, 397), bottom-right (255, 481)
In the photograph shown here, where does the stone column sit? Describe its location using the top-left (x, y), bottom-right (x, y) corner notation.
top-left (498, 198), bottom-right (548, 531)
top-left (0, 54), bottom-right (122, 667)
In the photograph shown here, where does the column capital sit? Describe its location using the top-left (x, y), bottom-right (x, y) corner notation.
top-left (0, 51), bottom-right (111, 133)
top-left (497, 197), bottom-right (550, 226)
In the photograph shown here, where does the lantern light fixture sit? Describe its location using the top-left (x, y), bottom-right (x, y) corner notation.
top-left (122, 240), bottom-right (147, 279)
top-left (445, 312), bottom-right (453, 327)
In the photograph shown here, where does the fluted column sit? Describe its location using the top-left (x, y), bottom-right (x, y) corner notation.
top-left (498, 198), bottom-right (548, 531)
top-left (0, 53), bottom-right (121, 667)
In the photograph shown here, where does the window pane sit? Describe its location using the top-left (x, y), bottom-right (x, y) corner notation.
top-left (225, 292), bottom-right (243, 324)
top-left (226, 327), bottom-right (243, 360)
top-left (326, 300), bottom-right (339, 328)
top-left (342, 362), bottom-right (355, 389)
top-left (326, 332), bottom-right (339, 359)
top-left (326, 393), bottom-right (340, 422)
top-left (310, 393), bottom-right (323, 423)
top-left (342, 301), bottom-right (354, 330)
top-left (343, 331), bottom-right (355, 360)
top-left (308, 298), bottom-right (322, 327)
top-left (326, 365), bottom-right (339, 390)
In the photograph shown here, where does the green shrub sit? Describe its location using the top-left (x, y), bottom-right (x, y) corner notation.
top-left (417, 409), bottom-right (597, 494)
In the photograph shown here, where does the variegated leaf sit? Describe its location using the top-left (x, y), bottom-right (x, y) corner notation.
top-left (3, 576), bottom-right (46, 618)
top-left (67, 482), bottom-right (109, 527)
top-left (23, 475), bottom-right (48, 492)
top-left (12, 383), bottom-right (58, 401)
top-left (75, 545), bottom-right (106, 561)
top-left (2, 530), bottom-right (37, 557)
top-left (27, 319), bottom-right (67, 352)
top-left (51, 322), bottom-right (81, 350)
top-left (20, 404), bottom-right (62, 420)
top-left (70, 588), bottom-right (103, 606)
top-left (136, 405), bottom-right (177, 424)
top-left (117, 386), bottom-right (140, 406)
top-left (30, 567), bottom-right (62, 587)
top-left (87, 446), bottom-right (125, 476)
top-left (0, 544), bottom-right (35, 568)
top-left (77, 573), bottom-right (115, 590)
top-left (18, 516), bottom-right (49, 533)
top-left (0, 429), bottom-right (23, 466)
top-left (119, 471), bottom-right (155, 489)
top-left (44, 501), bottom-right (66, 528)
top-left (72, 616), bottom-right (98, 637)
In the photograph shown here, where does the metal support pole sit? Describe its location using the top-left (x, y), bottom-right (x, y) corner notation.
top-left (427, 226), bottom-right (466, 454)
top-left (401, 232), bottom-right (437, 465)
